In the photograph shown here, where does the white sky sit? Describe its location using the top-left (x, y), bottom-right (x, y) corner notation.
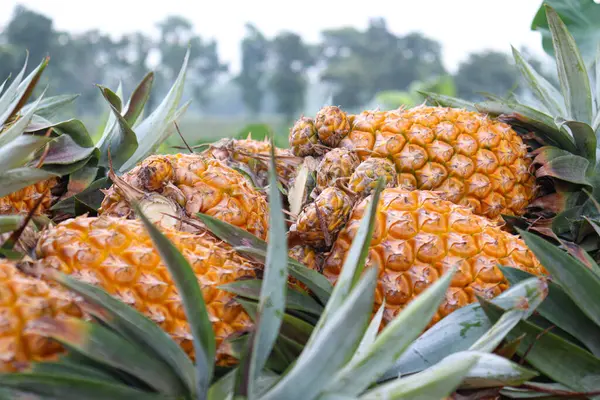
top-left (0, 0), bottom-right (548, 73)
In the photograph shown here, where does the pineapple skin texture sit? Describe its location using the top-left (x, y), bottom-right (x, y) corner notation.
top-left (0, 178), bottom-right (58, 216)
top-left (99, 154), bottom-right (269, 240)
top-left (0, 259), bottom-right (84, 372)
top-left (322, 189), bottom-right (546, 327)
top-left (33, 216), bottom-right (260, 365)
top-left (338, 106), bottom-right (537, 220)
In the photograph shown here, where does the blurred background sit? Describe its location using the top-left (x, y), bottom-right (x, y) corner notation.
top-left (0, 0), bottom-right (556, 150)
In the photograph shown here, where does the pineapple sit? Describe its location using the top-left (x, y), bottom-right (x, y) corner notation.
top-left (0, 215), bottom-right (261, 371)
top-left (315, 148), bottom-right (360, 192)
top-left (99, 154), bottom-right (270, 240)
top-left (0, 178), bottom-right (58, 216)
top-left (322, 188), bottom-right (546, 328)
top-left (0, 259), bottom-right (84, 372)
top-left (290, 104), bottom-right (538, 222)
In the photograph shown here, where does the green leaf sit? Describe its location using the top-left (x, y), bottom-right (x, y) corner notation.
top-left (531, 0), bottom-right (600, 66)
top-left (546, 5), bottom-right (593, 124)
top-left (480, 299), bottom-right (600, 395)
top-left (96, 86), bottom-right (139, 169)
top-left (29, 317), bottom-right (185, 395)
top-left (50, 118), bottom-right (95, 148)
top-left (52, 272), bottom-right (196, 394)
top-left (119, 49), bottom-right (190, 172)
top-left (123, 72), bottom-right (154, 126)
top-left (0, 134), bottom-right (51, 171)
top-left (500, 382), bottom-right (575, 399)
top-left (0, 167), bottom-right (58, 198)
top-left (460, 352), bottom-right (538, 390)
top-left (0, 87), bottom-right (47, 147)
top-left (380, 276), bottom-right (549, 380)
top-left (50, 177), bottom-right (111, 215)
top-left (556, 120), bottom-right (596, 164)
top-left (263, 267), bottom-right (378, 400)
top-left (418, 91), bottom-right (477, 111)
top-left (352, 302), bottom-right (385, 362)
top-left (360, 352), bottom-right (479, 400)
top-left (247, 141), bottom-right (289, 397)
top-left (323, 266), bottom-right (457, 396)
top-left (511, 45), bottom-right (565, 117)
top-left (518, 228), bottom-right (600, 327)
top-left (135, 203), bottom-right (215, 398)
top-left (0, 215), bottom-right (24, 234)
top-left (28, 361), bottom-right (119, 384)
top-left (502, 266), bottom-right (600, 357)
top-left (0, 54), bottom-right (29, 126)
top-left (38, 134), bottom-right (96, 166)
top-left (218, 280), bottom-right (323, 316)
top-left (307, 180), bottom-right (383, 347)
top-left (535, 154), bottom-right (592, 186)
top-left (0, 374), bottom-right (168, 400)
top-left (20, 94), bottom-right (79, 120)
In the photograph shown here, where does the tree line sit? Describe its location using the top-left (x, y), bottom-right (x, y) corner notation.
top-left (0, 5), bottom-right (553, 121)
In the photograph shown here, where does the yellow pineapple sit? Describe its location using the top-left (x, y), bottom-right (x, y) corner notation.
top-left (99, 154), bottom-right (269, 240)
top-left (0, 215), bottom-right (262, 371)
top-left (322, 188), bottom-right (546, 328)
top-left (315, 148), bottom-right (360, 192)
top-left (0, 178), bottom-right (58, 216)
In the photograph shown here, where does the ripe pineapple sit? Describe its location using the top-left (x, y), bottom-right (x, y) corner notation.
top-left (291, 105), bottom-right (538, 222)
top-left (322, 188), bottom-right (546, 328)
top-left (0, 259), bottom-right (85, 372)
top-left (99, 154), bottom-right (269, 240)
top-left (0, 215), bottom-right (262, 371)
top-left (0, 178), bottom-right (58, 216)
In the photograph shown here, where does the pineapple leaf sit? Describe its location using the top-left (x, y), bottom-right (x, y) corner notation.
top-left (119, 48), bottom-right (190, 172)
top-left (0, 55), bottom-right (48, 126)
top-left (246, 140), bottom-right (289, 398)
top-left (418, 91), bottom-right (477, 111)
top-left (0, 134), bottom-right (52, 171)
top-left (233, 246), bottom-right (332, 305)
top-left (459, 352), bottom-right (538, 390)
top-left (97, 85), bottom-right (138, 169)
top-left (218, 280), bottom-right (323, 316)
top-left (555, 119), bottom-right (596, 164)
top-left (50, 177), bottom-right (111, 215)
top-left (480, 298), bottom-right (600, 394)
top-left (517, 228), bottom-right (600, 327)
top-left (20, 94), bottom-right (80, 120)
top-left (323, 266), bottom-right (457, 397)
top-left (50, 118), bottom-right (95, 148)
top-left (36, 134), bottom-right (97, 166)
top-left (62, 166), bottom-right (100, 200)
top-left (500, 382), bottom-right (575, 399)
top-left (195, 216), bottom-right (332, 303)
top-left (502, 266), bottom-right (600, 357)
top-left (51, 272), bottom-right (196, 394)
top-left (469, 277), bottom-right (548, 353)
top-left (380, 276), bottom-right (549, 379)
top-left (535, 153), bottom-right (592, 187)
top-left (0, 167), bottom-right (58, 198)
top-left (476, 100), bottom-right (577, 152)
top-left (123, 72), bottom-right (154, 126)
top-left (135, 202), bottom-right (216, 398)
top-left (511, 45), bottom-right (565, 117)
top-left (28, 317), bottom-right (186, 395)
top-left (306, 180), bottom-right (383, 348)
top-left (28, 361), bottom-right (120, 384)
top-left (262, 267), bottom-right (378, 400)
top-left (546, 5), bottom-right (593, 125)
top-left (360, 352), bottom-right (479, 400)
top-left (0, 215), bottom-right (24, 234)
top-left (0, 374), bottom-right (168, 400)
top-left (99, 84), bottom-right (123, 113)
top-left (0, 86), bottom-right (47, 148)
top-left (352, 302), bottom-right (385, 362)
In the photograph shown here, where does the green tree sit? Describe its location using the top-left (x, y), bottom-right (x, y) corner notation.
top-left (156, 16), bottom-right (228, 109)
top-left (235, 23), bottom-right (269, 116)
top-left (454, 50), bottom-right (520, 101)
top-left (319, 18), bottom-right (446, 110)
top-left (268, 32), bottom-right (316, 122)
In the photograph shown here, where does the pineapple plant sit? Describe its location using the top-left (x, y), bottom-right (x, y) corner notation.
top-left (0, 155), bottom-right (547, 399)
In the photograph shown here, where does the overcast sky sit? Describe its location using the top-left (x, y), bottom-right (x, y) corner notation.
top-left (0, 0), bottom-right (548, 73)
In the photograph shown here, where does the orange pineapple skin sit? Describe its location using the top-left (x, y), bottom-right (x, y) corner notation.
top-left (0, 178), bottom-right (58, 216)
top-left (99, 154), bottom-right (269, 240)
top-left (338, 106), bottom-right (537, 220)
top-left (288, 245), bottom-right (322, 292)
top-left (322, 189), bottom-right (546, 328)
top-left (0, 259), bottom-right (84, 372)
top-left (33, 216), bottom-right (261, 365)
